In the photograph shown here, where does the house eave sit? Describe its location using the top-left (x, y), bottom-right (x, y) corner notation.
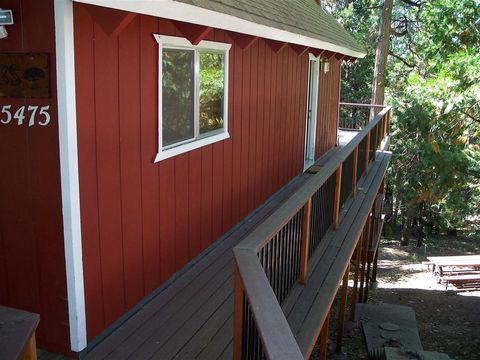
top-left (72, 0), bottom-right (367, 58)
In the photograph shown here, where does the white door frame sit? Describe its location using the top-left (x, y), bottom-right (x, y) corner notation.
top-left (304, 53), bottom-right (320, 170)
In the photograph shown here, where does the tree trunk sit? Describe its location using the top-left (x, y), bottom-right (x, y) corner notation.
top-left (401, 206), bottom-right (413, 246)
top-left (417, 202), bottom-right (425, 247)
top-left (371, 0), bottom-right (393, 117)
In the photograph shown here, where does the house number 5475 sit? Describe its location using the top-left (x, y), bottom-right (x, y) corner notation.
top-left (1, 105), bottom-right (51, 126)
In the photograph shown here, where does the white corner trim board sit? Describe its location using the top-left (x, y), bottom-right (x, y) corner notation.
top-left (54, 0), bottom-right (87, 352)
top-left (72, 0), bottom-right (366, 59)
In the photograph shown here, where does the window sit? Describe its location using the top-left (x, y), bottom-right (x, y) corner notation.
top-left (154, 35), bottom-right (231, 162)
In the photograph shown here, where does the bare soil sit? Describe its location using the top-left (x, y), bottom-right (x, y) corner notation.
top-left (312, 234), bottom-right (480, 360)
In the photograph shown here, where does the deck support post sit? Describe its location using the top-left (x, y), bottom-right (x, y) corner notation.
top-left (300, 198), bottom-right (313, 284)
top-left (371, 244), bottom-right (380, 283)
top-left (359, 217), bottom-right (371, 302)
top-left (365, 132), bottom-right (371, 175)
top-left (333, 165), bottom-right (343, 229)
top-left (319, 313), bottom-right (330, 360)
top-left (233, 266), bottom-right (245, 360)
top-left (350, 232), bottom-right (363, 320)
top-left (336, 264), bottom-right (350, 352)
top-left (352, 146), bottom-right (358, 196)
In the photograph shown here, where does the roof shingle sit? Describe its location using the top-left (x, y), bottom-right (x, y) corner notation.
top-left (174, 0), bottom-right (365, 56)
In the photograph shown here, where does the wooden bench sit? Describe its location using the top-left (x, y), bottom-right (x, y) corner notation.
top-left (441, 274), bottom-right (480, 290)
top-left (0, 305), bottom-right (39, 360)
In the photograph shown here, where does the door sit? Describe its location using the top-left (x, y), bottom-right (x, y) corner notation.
top-left (304, 54), bottom-right (320, 170)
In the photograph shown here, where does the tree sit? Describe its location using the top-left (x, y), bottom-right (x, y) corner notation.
top-left (327, 0), bottom-right (480, 244)
top-left (371, 0), bottom-right (393, 115)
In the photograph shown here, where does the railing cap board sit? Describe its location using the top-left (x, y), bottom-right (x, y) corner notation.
top-left (233, 249), bottom-right (304, 360)
top-left (340, 102), bottom-right (389, 108)
top-left (234, 106), bottom-right (391, 252)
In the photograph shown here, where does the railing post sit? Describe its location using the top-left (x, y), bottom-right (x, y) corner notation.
top-left (319, 313), bottom-right (330, 360)
top-left (386, 109), bottom-right (391, 136)
top-left (336, 264), bottom-right (350, 352)
top-left (352, 146), bottom-right (358, 196)
top-left (373, 125), bottom-right (378, 160)
top-left (234, 266), bottom-right (245, 360)
top-left (333, 164), bottom-right (342, 229)
top-left (365, 132), bottom-right (371, 175)
top-left (300, 198), bottom-right (312, 285)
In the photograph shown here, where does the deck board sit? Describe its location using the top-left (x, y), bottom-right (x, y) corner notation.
top-left (82, 145), bottom-right (389, 360)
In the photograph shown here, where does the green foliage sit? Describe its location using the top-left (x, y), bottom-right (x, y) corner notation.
top-left (328, 0), bottom-right (480, 232)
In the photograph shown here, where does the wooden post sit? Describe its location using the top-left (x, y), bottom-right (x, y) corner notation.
top-left (365, 132), bottom-right (371, 175)
top-left (336, 264), bottom-right (350, 352)
top-left (359, 217), bottom-right (371, 303)
top-left (233, 267), bottom-right (245, 360)
top-left (352, 146), bottom-right (358, 196)
top-left (300, 198), bottom-right (312, 284)
top-left (20, 333), bottom-right (37, 360)
top-left (319, 313), bottom-right (330, 360)
top-left (371, 246), bottom-right (380, 283)
top-left (333, 165), bottom-right (343, 229)
top-left (350, 234), bottom-right (362, 320)
top-left (386, 109), bottom-right (391, 135)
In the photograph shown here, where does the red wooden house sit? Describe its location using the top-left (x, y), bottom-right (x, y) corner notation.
top-left (0, 0), bottom-right (391, 358)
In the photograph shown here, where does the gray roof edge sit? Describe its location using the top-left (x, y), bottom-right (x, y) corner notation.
top-left (72, 0), bottom-right (367, 57)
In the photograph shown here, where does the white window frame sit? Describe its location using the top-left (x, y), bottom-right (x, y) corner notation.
top-left (154, 35), bottom-right (231, 162)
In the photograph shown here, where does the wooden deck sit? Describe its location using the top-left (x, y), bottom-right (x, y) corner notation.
top-left (81, 148), bottom-right (339, 360)
top-left (82, 145), bottom-right (388, 360)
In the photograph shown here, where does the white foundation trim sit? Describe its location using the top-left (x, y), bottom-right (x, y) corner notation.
top-left (54, 0), bottom-right (87, 351)
top-left (72, 0), bottom-right (366, 58)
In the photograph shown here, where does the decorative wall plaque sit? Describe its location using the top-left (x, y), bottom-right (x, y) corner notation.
top-left (0, 53), bottom-right (50, 98)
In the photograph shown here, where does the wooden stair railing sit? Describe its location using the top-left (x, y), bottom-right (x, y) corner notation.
top-left (233, 106), bottom-right (392, 360)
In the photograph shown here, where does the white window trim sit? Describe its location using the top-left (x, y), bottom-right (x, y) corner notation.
top-left (154, 35), bottom-right (231, 162)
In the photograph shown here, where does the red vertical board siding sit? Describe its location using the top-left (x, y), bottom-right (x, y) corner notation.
top-left (74, 6), bottom-right (341, 341)
top-left (231, 41), bottom-right (243, 226)
top-left (239, 45), bottom-right (250, 219)
top-left (188, 150), bottom-right (202, 258)
top-left (93, 23), bottom-right (127, 325)
top-left (118, 16), bottom-right (145, 309)
top-left (315, 59), bottom-right (340, 158)
top-left (247, 42), bottom-right (258, 214)
top-left (159, 159), bottom-right (176, 282)
top-left (74, 4), bottom-right (106, 337)
top-left (261, 43), bottom-right (271, 202)
top-left (175, 153), bottom-right (189, 269)
top-left (0, 0), bottom-right (69, 353)
top-left (139, 15), bottom-right (161, 295)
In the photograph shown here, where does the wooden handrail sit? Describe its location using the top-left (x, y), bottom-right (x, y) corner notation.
top-left (235, 106), bottom-right (391, 252)
top-left (233, 106), bottom-right (391, 359)
top-left (233, 249), bottom-right (304, 360)
top-left (339, 102), bottom-right (387, 108)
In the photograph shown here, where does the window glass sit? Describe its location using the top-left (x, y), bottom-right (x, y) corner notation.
top-left (162, 48), bottom-right (195, 147)
top-left (199, 51), bottom-right (225, 135)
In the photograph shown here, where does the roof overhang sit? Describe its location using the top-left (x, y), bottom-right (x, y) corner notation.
top-left (72, 0), bottom-right (366, 58)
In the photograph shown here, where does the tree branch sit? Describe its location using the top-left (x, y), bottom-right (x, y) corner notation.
top-left (391, 28), bottom-right (408, 37)
top-left (389, 51), bottom-right (416, 68)
top-left (458, 108), bottom-right (480, 124)
top-left (400, 0), bottom-right (424, 7)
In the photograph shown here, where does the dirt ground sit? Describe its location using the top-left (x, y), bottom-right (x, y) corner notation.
top-left (312, 234), bottom-right (480, 360)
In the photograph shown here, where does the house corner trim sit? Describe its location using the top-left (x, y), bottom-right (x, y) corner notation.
top-left (54, 0), bottom-right (87, 352)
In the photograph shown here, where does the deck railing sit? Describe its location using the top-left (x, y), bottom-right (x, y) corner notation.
top-left (339, 102), bottom-right (388, 130)
top-left (233, 106), bottom-right (392, 360)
